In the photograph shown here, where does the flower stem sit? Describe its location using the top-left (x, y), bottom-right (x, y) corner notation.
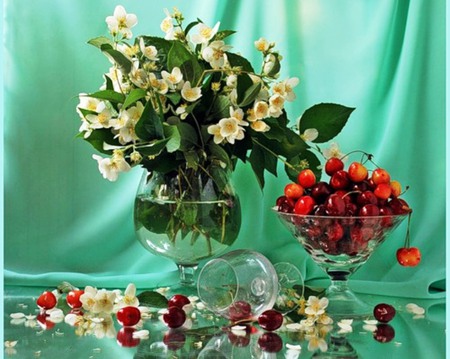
top-left (252, 138), bottom-right (297, 173)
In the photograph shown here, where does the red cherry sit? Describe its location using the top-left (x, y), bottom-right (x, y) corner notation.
top-left (297, 169), bottom-right (316, 188)
top-left (294, 195), bottom-right (316, 215)
top-left (330, 170), bottom-right (350, 190)
top-left (258, 309), bottom-right (283, 331)
top-left (374, 183), bottom-right (392, 200)
top-left (373, 303), bottom-right (396, 323)
top-left (373, 324), bottom-right (395, 343)
top-left (325, 221), bottom-right (344, 242)
top-left (229, 300), bottom-right (252, 322)
top-left (371, 168), bottom-right (391, 185)
top-left (388, 198), bottom-right (412, 214)
top-left (325, 194), bottom-right (346, 216)
top-left (284, 183), bottom-right (304, 199)
top-left (357, 190), bottom-right (378, 206)
top-left (116, 327), bottom-right (140, 347)
top-left (66, 290), bottom-right (84, 309)
top-left (390, 180), bottom-right (402, 197)
top-left (36, 291), bottom-right (57, 311)
top-left (359, 204), bottom-right (380, 216)
top-left (325, 157), bottom-right (344, 176)
top-left (163, 330), bottom-right (186, 351)
top-left (348, 162), bottom-right (368, 182)
top-left (117, 306), bottom-right (141, 327)
top-left (257, 332), bottom-right (283, 353)
top-left (168, 294), bottom-right (190, 309)
top-left (396, 247), bottom-right (421, 267)
top-left (310, 181), bottom-right (333, 204)
top-left (163, 306), bottom-right (186, 328)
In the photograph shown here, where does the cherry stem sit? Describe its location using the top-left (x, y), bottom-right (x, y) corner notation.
top-left (404, 212), bottom-right (412, 248)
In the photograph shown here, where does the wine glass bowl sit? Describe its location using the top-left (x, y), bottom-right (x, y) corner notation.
top-left (274, 210), bottom-right (408, 319)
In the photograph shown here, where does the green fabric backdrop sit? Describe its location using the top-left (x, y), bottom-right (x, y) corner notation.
top-left (4, 0), bottom-right (445, 299)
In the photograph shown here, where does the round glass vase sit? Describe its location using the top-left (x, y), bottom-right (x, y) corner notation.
top-left (134, 169), bottom-right (241, 293)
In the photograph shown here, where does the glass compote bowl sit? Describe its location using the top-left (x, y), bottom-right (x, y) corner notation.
top-left (274, 210), bottom-right (408, 319)
top-left (134, 169), bottom-right (241, 295)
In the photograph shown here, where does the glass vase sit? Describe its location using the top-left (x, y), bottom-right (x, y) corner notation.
top-left (134, 168), bottom-right (241, 294)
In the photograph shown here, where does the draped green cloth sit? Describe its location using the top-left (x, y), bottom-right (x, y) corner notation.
top-left (4, 0), bottom-right (445, 299)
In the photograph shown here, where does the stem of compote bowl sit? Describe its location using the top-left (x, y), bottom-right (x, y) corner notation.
top-left (325, 270), bottom-right (372, 320)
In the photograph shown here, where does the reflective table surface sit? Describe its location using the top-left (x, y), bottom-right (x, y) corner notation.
top-left (4, 286), bottom-right (445, 358)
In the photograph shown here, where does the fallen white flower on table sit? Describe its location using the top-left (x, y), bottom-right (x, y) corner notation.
top-left (132, 329), bottom-right (149, 339)
top-left (337, 319), bottom-right (353, 334)
top-left (405, 303), bottom-right (425, 315)
top-left (362, 319), bottom-right (378, 332)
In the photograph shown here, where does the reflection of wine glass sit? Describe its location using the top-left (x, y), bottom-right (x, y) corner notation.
top-left (197, 250), bottom-right (278, 321)
top-left (274, 262), bottom-right (304, 314)
top-left (274, 211), bottom-right (408, 319)
top-left (312, 333), bottom-right (359, 359)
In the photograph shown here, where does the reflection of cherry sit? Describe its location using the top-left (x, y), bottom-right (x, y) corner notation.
top-left (163, 330), bottom-right (186, 351)
top-left (37, 313), bottom-right (55, 330)
top-left (373, 324), bottom-right (395, 343)
top-left (116, 327), bottom-right (140, 347)
top-left (229, 301), bottom-right (252, 322)
top-left (258, 332), bottom-right (283, 353)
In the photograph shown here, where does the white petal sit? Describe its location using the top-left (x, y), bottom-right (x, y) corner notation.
top-left (132, 330), bottom-right (149, 339)
top-left (10, 313), bottom-right (25, 319)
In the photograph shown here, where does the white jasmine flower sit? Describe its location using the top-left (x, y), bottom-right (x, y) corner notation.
top-left (254, 37), bottom-right (270, 52)
top-left (161, 67), bottom-right (183, 89)
top-left (105, 5), bottom-right (138, 39)
top-left (181, 81), bottom-right (202, 102)
top-left (209, 117), bottom-right (245, 144)
top-left (269, 93), bottom-right (285, 117)
top-left (253, 101), bottom-right (269, 120)
top-left (80, 286), bottom-right (98, 312)
top-left (92, 289), bottom-right (116, 314)
top-left (405, 303), bottom-right (425, 315)
top-left (226, 74), bottom-right (237, 88)
top-left (283, 77), bottom-right (300, 101)
top-left (229, 107), bottom-right (248, 126)
top-left (103, 66), bottom-right (131, 93)
top-left (285, 323), bottom-right (303, 331)
top-left (86, 102), bottom-right (113, 129)
top-left (316, 314), bottom-right (333, 325)
top-left (92, 313), bottom-right (116, 339)
top-left (176, 104), bottom-right (188, 120)
top-left (115, 283), bottom-right (139, 309)
top-left (92, 151), bottom-right (132, 182)
top-left (130, 67), bottom-right (150, 89)
top-left (112, 102), bottom-right (144, 144)
top-left (251, 120), bottom-right (270, 133)
top-left (305, 296), bottom-right (329, 317)
top-left (65, 313), bottom-right (84, 327)
top-left (191, 22), bottom-right (220, 45)
top-left (202, 40), bottom-right (232, 69)
top-left (301, 128), bottom-right (319, 142)
top-left (77, 94), bottom-right (101, 114)
top-left (139, 38), bottom-right (158, 61)
top-left (160, 13), bottom-right (175, 40)
top-left (323, 142), bottom-right (344, 160)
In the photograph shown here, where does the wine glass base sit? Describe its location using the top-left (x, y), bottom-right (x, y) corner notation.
top-left (325, 286), bottom-right (373, 320)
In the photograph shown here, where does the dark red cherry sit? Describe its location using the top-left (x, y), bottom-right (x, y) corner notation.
top-left (325, 194), bottom-right (346, 216)
top-left (258, 310), bottom-right (283, 331)
top-left (373, 303), bottom-right (396, 323)
top-left (163, 306), bottom-right (186, 328)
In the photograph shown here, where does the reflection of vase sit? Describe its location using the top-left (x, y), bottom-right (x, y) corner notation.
top-left (134, 168), bottom-right (241, 290)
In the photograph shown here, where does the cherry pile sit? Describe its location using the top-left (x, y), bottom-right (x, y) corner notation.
top-left (276, 154), bottom-right (421, 266)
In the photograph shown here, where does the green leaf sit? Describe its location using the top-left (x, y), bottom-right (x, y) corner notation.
top-left (249, 144), bottom-right (266, 189)
top-left (103, 75), bottom-right (114, 91)
top-left (87, 36), bottom-right (114, 49)
top-left (215, 30), bottom-right (236, 41)
top-left (163, 124), bottom-right (181, 153)
top-left (167, 41), bottom-right (203, 84)
top-left (237, 81), bottom-right (262, 107)
top-left (299, 103), bottom-right (355, 143)
top-left (165, 92), bottom-right (182, 105)
top-left (99, 44), bottom-right (133, 74)
top-left (138, 36), bottom-right (172, 54)
top-left (122, 89), bottom-right (147, 109)
top-left (135, 101), bottom-right (164, 140)
top-left (135, 138), bottom-right (170, 156)
top-left (235, 74), bottom-right (254, 107)
top-left (210, 95), bottom-right (232, 120)
top-left (209, 164), bottom-right (230, 192)
top-left (226, 52), bottom-right (254, 72)
top-left (86, 90), bottom-right (125, 104)
top-left (177, 122), bottom-right (198, 150)
top-left (83, 129), bottom-right (121, 154)
top-left (184, 21), bottom-right (200, 36)
top-left (136, 291), bottom-right (168, 308)
top-left (208, 143), bottom-right (232, 169)
top-left (185, 150), bottom-right (199, 170)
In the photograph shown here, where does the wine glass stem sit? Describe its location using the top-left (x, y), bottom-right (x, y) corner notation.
top-left (178, 264), bottom-right (198, 286)
top-left (327, 270), bottom-right (350, 294)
